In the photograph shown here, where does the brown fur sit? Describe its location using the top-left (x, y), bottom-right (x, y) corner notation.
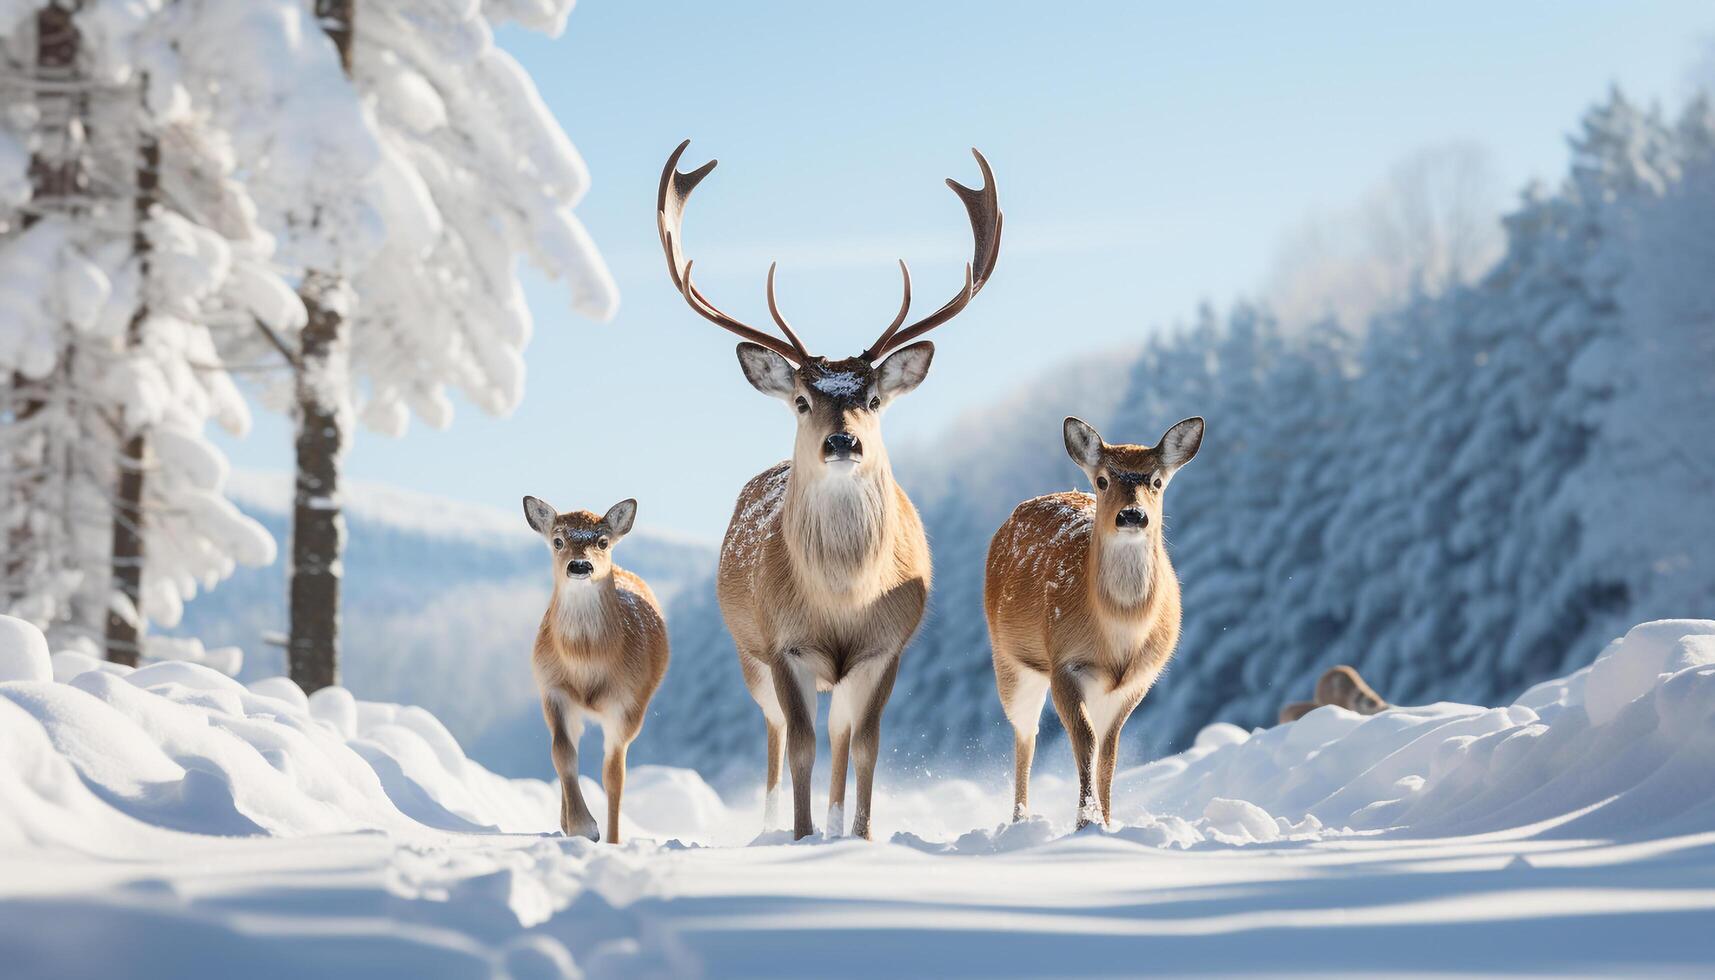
top-left (986, 418), bottom-right (1202, 828)
top-left (1316, 665), bottom-right (1388, 714)
top-left (719, 352), bottom-right (933, 840)
top-left (525, 500), bottom-right (668, 844)
top-left (1278, 666), bottom-right (1390, 724)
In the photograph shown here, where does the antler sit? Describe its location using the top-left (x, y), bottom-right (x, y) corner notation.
top-left (861, 148), bottom-right (1003, 362)
top-left (657, 140), bottom-right (812, 364)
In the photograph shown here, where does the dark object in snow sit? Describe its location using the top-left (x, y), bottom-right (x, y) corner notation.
top-left (1279, 666), bottom-right (1390, 724)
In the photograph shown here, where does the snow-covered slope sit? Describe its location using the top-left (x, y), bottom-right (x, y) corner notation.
top-left (4, 614), bottom-right (1714, 977)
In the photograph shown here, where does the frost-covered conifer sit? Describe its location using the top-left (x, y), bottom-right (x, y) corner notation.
top-left (0, 0), bottom-right (290, 666)
top-left (236, 0), bottom-right (619, 691)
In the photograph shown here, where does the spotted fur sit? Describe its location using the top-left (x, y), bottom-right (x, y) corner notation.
top-left (985, 416), bottom-right (1203, 827)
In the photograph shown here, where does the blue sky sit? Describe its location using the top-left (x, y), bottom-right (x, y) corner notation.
top-left (219, 1), bottom-right (1713, 541)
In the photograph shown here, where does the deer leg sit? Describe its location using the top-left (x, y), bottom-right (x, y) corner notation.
top-left (847, 656), bottom-right (901, 841)
top-left (602, 744), bottom-right (628, 845)
top-left (827, 729), bottom-right (851, 837)
top-left (771, 654), bottom-right (819, 840)
top-left (763, 721), bottom-right (786, 831)
top-left (1049, 669), bottom-right (1098, 829)
top-left (544, 695), bottom-right (597, 840)
top-left (1097, 697), bottom-right (1144, 826)
top-left (996, 662), bottom-right (1049, 821)
top-left (600, 712), bottom-right (640, 845)
top-left (826, 674), bottom-right (860, 837)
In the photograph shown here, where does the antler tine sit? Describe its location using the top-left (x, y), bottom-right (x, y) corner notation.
top-left (764, 263), bottom-right (813, 363)
top-left (863, 148), bottom-right (1003, 361)
top-left (859, 261), bottom-right (914, 362)
top-left (657, 140), bottom-right (809, 364)
top-left (674, 259), bottom-right (804, 363)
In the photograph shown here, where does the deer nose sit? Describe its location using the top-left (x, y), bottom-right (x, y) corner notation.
top-left (1115, 508), bottom-right (1148, 529)
top-left (823, 432), bottom-right (861, 458)
top-left (566, 559), bottom-right (594, 578)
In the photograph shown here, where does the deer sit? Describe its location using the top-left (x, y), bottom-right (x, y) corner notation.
top-left (655, 139), bottom-right (1002, 840)
top-left (523, 495), bottom-right (669, 844)
top-left (1278, 665), bottom-right (1390, 724)
top-left (986, 415), bottom-right (1204, 829)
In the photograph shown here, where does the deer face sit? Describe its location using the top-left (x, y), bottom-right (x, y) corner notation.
top-left (522, 496), bottom-right (637, 584)
top-left (737, 343), bottom-right (933, 477)
top-left (1064, 416), bottom-right (1204, 538)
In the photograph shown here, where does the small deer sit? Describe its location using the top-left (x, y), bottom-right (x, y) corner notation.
top-left (986, 416), bottom-right (1203, 828)
top-left (1278, 665), bottom-right (1390, 724)
top-left (523, 495), bottom-right (668, 844)
top-left (656, 140), bottom-right (1002, 839)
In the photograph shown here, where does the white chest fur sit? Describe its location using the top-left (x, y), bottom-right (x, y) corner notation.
top-left (789, 473), bottom-right (892, 601)
top-left (1097, 532), bottom-right (1154, 603)
top-left (1094, 533), bottom-right (1159, 658)
top-left (554, 579), bottom-right (612, 642)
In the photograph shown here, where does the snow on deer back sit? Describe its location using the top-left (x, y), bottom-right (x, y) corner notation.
top-left (986, 415), bottom-right (1204, 828)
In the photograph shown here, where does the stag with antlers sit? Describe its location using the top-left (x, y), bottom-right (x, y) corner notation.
top-left (657, 140), bottom-right (1001, 839)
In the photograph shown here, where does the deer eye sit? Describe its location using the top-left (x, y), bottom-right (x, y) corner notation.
top-left (552, 537), bottom-right (563, 550)
top-left (1154, 477), bottom-right (1163, 489)
top-left (795, 396), bottom-right (810, 415)
top-left (1096, 475), bottom-right (1109, 491)
top-left (597, 537), bottom-right (609, 551)
top-left (868, 395), bottom-right (881, 411)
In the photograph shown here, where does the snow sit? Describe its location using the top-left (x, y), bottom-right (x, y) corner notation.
top-left (810, 371), bottom-right (866, 398)
top-left (2, 617), bottom-right (1713, 975)
top-left (1584, 619), bottom-right (1715, 726)
top-left (0, 615), bottom-right (50, 682)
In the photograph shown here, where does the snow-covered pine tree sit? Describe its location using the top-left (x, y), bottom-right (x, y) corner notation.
top-left (0, 1), bottom-right (291, 666)
top-left (263, 0), bottom-right (617, 691)
top-left (1572, 94), bottom-right (1715, 638)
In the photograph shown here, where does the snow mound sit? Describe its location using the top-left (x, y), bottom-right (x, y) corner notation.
top-left (2, 620), bottom-right (1713, 856)
top-left (0, 657), bottom-right (560, 851)
top-left (1583, 619), bottom-right (1715, 726)
top-left (1106, 619), bottom-right (1715, 843)
top-left (0, 615), bottom-right (51, 683)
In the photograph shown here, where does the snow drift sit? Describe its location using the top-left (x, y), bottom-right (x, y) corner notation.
top-left (5, 614), bottom-right (1714, 853)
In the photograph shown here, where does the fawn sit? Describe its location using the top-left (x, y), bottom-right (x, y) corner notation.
top-left (523, 495), bottom-right (668, 843)
top-left (986, 416), bottom-right (1204, 827)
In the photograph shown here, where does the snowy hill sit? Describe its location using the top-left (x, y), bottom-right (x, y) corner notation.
top-left (169, 472), bottom-right (714, 775)
top-left (644, 91), bottom-right (1715, 785)
top-left (4, 613), bottom-right (1714, 977)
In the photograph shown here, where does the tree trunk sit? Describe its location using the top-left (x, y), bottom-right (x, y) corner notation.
top-left (285, 0), bottom-right (356, 692)
top-left (287, 275), bottom-right (348, 692)
top-left (5, 2), bottom-right (82, 612)
top-left (104, 107), bottom-right (157, 667)
top-left (315, 0), bottom-right (355, 72)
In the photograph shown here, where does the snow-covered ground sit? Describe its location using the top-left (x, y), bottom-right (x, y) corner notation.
top-left (4, 615), bottom-right (1714, 978)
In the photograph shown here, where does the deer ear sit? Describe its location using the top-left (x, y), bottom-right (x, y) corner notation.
top-left (736, 342), bottom-right (796, 401)
top-left (1063, 417), bottom-right (1104, 471)
top-left (1159, 416), bottom-right (1204, 471)
top-left (522, 495), bottom-right (556, 535)
top-left (876, 341), bottom-right (934, 400)
top-left (602, 498), bottom-right (638, 538)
